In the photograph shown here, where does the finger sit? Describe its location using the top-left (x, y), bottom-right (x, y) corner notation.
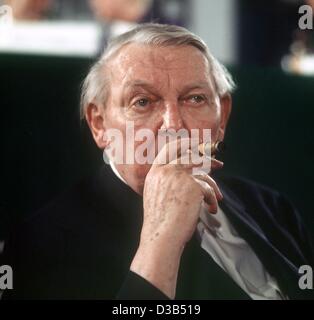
top-left (190, 157), bottom-right (224, 177)
top-left (192, 177), bottom-right (218, 214)
top-left (198, 157), bottom-right (224, 171)
top-left (193, 174), bottom-right (223, 201)
top-left (153, 137), bottom-right (200, 166)
top-left (168, 152), bottom-right (205, 169)
top-left (168, 154), bottom-right (224, 175)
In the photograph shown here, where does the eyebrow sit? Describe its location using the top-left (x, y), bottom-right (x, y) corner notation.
top-left (123, 80), bottom-right (158, 92)
top-left (123, 80), bottom-right (211, 93)
top-left (179, 81), bottom-right (211, 94)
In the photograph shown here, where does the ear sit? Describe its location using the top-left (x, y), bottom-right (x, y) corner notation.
top-left (85, 102), bottom-right (108, 149)
top-left (218, 94), bottom-right (232, 141)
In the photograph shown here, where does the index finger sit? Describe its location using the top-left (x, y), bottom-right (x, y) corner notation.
top-left (153, 137), bottom-right (200, 167)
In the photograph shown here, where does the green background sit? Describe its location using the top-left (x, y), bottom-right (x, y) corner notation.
top-left (1, 54), bottom-right (313, 243)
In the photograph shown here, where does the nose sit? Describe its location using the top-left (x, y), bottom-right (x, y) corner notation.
top-left (160, 101), bottom-right (184, 131)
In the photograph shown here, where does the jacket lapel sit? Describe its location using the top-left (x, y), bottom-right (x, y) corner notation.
top-left (218, 181), bottom-right (301, 299)
top-left (178, 232), bottom-right (252, 299)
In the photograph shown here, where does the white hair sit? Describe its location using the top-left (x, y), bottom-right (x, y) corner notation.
top-left (80, 23), bottom-right (235, 119)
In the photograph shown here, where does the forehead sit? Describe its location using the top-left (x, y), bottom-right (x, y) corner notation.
top-left (107, 43), bottom-right (213, 89)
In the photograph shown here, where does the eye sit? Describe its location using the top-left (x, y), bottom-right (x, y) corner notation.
top-left (134, 98), bottom-right (150, 108)
top-left (188, 95), bottom-right (205, 104)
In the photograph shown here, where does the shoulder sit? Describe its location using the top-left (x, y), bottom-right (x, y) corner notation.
top-left (216, 174), bottom-right (314, 265)
top-left (215, 174), bottom-right (284, 211)
top-left (216, 174), bottom-right (296, 224)
top-left (216, 174), bottom-right (279, 196)
top-left (2, 171), bottom-right (110, 262)
top-left (1, 167), bottom-right (129, 299)
top-left (17, 165), bottom-right (120, 237)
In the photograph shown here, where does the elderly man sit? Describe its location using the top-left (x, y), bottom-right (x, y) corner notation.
top-left (2, 23), bottom-right (314, 300)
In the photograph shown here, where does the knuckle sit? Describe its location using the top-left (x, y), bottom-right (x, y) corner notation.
top-left (207, 185), bottom-right (214, 194)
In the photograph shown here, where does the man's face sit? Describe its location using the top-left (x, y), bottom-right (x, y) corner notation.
top-left (97, 44), bottom-right (231, 194)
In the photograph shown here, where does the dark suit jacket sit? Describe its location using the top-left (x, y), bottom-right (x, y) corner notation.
top-left (1, 165), bottom-right (314, 299)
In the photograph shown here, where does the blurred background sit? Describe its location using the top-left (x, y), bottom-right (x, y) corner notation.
top-left (0, 0), bottom-right (313, 257)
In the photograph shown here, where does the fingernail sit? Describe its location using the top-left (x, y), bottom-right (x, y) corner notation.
top-left (214, 159), bottom-right (224, 166)
top-left (208, 207), bottom-right (217, 214)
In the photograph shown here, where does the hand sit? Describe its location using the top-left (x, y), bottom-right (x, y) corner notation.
top-left (130, 138), bottom-right (223, 298)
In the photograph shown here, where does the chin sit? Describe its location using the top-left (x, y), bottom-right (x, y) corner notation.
top-left (119, 164), bottom-right (149, 196)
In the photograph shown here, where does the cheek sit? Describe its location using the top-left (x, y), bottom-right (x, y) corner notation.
top-left (184, 111), bottom-right (221, 141)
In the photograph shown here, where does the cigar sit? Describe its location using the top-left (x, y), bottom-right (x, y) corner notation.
top-left (198, 141), bottom-right (226, 156)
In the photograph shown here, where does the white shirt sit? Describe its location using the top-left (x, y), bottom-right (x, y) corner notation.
top-left (197, 204), bottom-right (285, 300)
top-left (109, 162), bottom-right (286, 300)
